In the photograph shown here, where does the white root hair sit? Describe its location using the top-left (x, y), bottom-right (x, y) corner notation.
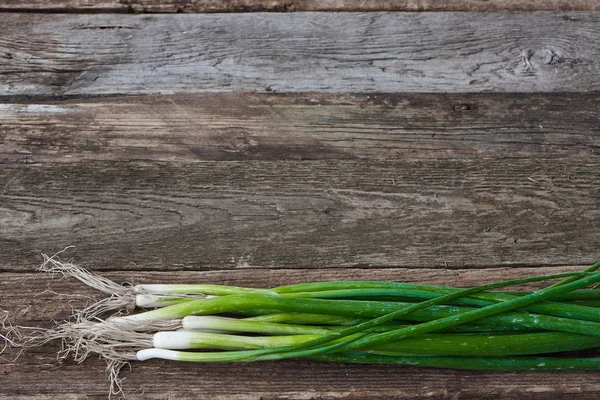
top-left (39, 248), bottom-right (128, 296)
top-left (3, 319), bottom-right (152, 361)
top-left (6, 250), bottom-right (193, 397)
top-left (107, 359), bottom-right (131, 399)
top-left (0, 310), bottom-right (21, 361)
top-left (2, 315), bottom-right (163, 398)
top-left (56, 320), bottom-right (145, 399)
top-left (39, 250), bottom-right (137, 319)
top-left (107, 318), bottom-right (183, 332)
top-left (38, 250), bottom-right (204, 319)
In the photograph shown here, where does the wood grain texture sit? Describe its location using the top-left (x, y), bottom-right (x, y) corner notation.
top-left (1, 93), bottom-right (599, 163)
top-left (3, 13), bottom-right (600, 97)
top-left (2, 0), bottom-right (600, 12)
top-left (3, 267), bottom-right (600, 400)
top-left (1, 159), bottom-right (598, 272)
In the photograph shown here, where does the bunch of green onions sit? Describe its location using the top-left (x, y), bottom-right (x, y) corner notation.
top-left (4, 257), bottom-right (600, 395)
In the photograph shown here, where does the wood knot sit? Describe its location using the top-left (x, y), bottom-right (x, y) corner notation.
top-left (453, 104), bottom-right (473, 111)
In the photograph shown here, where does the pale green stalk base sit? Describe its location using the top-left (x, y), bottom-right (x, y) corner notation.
top-left (152, 331), bottom-right (600, 357)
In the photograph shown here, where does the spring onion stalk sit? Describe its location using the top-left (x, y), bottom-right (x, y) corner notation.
top-left (549, 261), bottom-right (600, 288)
top-left (183, 316), bottom-right (542, 336)
top-left (139, 349), bottom-right (600, 369)
top-left (308, 353), bottom-right (600, 370)
top-left (279, 288), bottom-right (600, 322)
top-left (518, 290), bottom-right (600, 301)
top-left (241, 312), bottom-right (544, 333)
top-left (148, 331), bottom-right (600, 357)
top-left (182, 316), bottom-right (333, 335)
top-left (135, 284), bottom-right (276, 296)
top-left (274, 263), bottom-right (596, 297)
top-left (140, 287), bottom-right (600, 304)
top-left (243, 312), bottom-right (363, 325)
top-left (138, 289), bottom-right (600, 306)
top-left (183, 316), bottom-right (425, 335)
top-left (135, 295), bottom-right (197, 308)
top-left (152, 331), bottom-right (319, 350)
top-left (570, 300), bottom-right (600, 307)
top-left (271, 265), bottom-right (600, 294)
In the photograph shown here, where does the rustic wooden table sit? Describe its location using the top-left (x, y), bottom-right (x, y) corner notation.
top-left (1, 1), bottom-right (599, 398)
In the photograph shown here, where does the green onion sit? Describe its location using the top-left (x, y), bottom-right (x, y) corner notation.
top-left (131, 271), bottom-right (600, 362)
top-left (7, 256), bottom-right (600, 399)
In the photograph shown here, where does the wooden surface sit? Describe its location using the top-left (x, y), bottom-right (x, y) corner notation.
top-left (3, 0), bottom-right (600, 12)
top-left (4, 13), bottom-right (600, 96)
top-left (2, 93), bottom-right (599, 162)
top-left (1, 4), bottom-right (600, 400)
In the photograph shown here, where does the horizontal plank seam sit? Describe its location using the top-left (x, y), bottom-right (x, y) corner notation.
top-left (0, 8), bottom-right (137, 13)
top-left (5, 91), bottom-right (600, 104)
top-left (0, 264), bottom-right (595, 275)
top-left (0, 93), bottom-right (147, 103)
top-left (1, 156), bottom-right (598, 167)
top-left (1, 6), bottom-right (600, 13)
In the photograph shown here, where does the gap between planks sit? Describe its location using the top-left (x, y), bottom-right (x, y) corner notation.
top-left (0, 264), bottom-right (594, 274)
top-left (1, 0), bottom-right (600, 12)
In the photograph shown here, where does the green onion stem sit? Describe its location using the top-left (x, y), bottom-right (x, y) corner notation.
top-left (154, 331), bottom-right (600, 357)
top-left (308, 353), bottom-right (600, 370)
top-left (182, 316), bottom-right (332, 336)
top-left (332, 272), bottom-right (600, 355)
top-left (136, 284), bottom-right (276, 296)
top-left (280, 288), bottom-right (600, 322)
top-left (549, 262), bottom-right (600, 288)
top-left (503, 290), bottom-right (600, 301)
top-left (241, 312), bottom-right (541, 334)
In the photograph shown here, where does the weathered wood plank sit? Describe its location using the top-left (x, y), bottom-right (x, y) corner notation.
top-left (1, 160), bottom-right (598, 272)
top-left (2, 93), bottom-right (599, 163)
top-left (3, 13), bottom-right (600, 96)
top-left (2, 0), bottom-right (600, 12)
top-left (2, 267), bottom-right (600, 400)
